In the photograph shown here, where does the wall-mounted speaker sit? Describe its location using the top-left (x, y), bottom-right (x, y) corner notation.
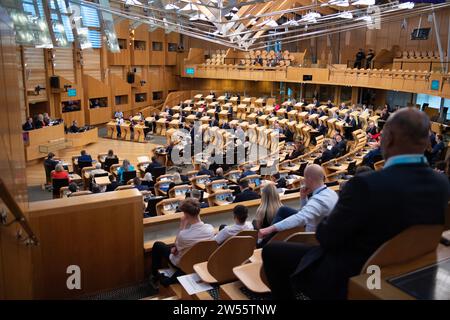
top-left (127, 72), bottom-right (135, 84)
top-left (303, 75), bottom-right (313, 81)
top-left (50, 76), bottom-right (60, 88)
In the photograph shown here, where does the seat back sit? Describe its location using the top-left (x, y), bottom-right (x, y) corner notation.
top-left (104, 157), bottom-right (119, 172)
top-left (52, 178), bottom-right (69, 196)
top-left (285, 232), bottom-right (318, 245)
top-left (78, 160), bottom-right (93, 171)
top-left (122, 169), bottom-right (137, 181)
top-left (236, 230), bottom-right (258, 244)
top-left (207, 236), bottom-right (256, 283)
top-left (346, 160), bottom-right (357, 175)
top-left (361, 225), bottom-right (444, 273)
top-left (178, 240), bottom-right (219, 274)
top-left (268, 226), bottom-right (305, 244)
top-left (150, 166), bottom-right (166, 181)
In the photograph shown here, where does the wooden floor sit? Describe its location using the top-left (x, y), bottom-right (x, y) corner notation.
top-left (26, 136), bottom-right (162, 187)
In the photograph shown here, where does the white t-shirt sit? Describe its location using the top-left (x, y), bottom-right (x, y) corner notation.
top-left (169, 221), bottom-right (215, 266)
top-left (214, 222), bottom-right (254, 244)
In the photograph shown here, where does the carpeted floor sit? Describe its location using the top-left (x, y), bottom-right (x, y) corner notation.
top-left (82, 280), bottom-right (158, 300)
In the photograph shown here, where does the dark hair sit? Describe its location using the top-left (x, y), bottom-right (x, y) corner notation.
top-left (272, 172), bottom-right (281, 180)
top-left (133, 177), bottom-right (141, 185)
top-left (239, 179), bottom-right (249, 189)
top-left (436, 134), bottom-right (443, 141)
top-left (81, 150), bottom-right (86, 156)
top-left (233, 205), bottom-right (248, 224)
top-left (92, 184), bottom-right (101, 193)
top-left (108, 149), bottom-right (114, 156)
top-left (179, 198), bottom-right (201, 217)
top-left (68, 182), bottom-right (78, 193)
top-left (151, 156), bottom-right (157, 162)
top-left (48, 152), bottom-right (55, 159)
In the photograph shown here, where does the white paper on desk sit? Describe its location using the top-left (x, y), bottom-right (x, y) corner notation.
top-left (177, 273), bottom-right (213, 295)
top-left (158, 267), bottom-right (177, 278)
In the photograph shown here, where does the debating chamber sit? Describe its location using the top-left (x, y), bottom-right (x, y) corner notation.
top-left (1, 0), bottom-right (450, 304)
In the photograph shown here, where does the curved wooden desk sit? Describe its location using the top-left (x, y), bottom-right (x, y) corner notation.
top-left (24, 123), bottom-right (65, 161)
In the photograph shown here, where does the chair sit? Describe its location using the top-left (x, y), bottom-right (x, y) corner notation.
top-left (104, 157), bottom-right (119, 172)
top-left (374, 159), bottom-right (384, 171)
top-left (360, 225), bottom-right (444, 273)
top-left (78, 160), bottom-right (93, 173)
top-left (193, 236), bottom-right (256, 284)
top-left (150, 166), bottom-right (166, 181)
top-left (177, 240), bottom-right (219, 274)
top-left (115, 185), bottom-right (134, 191)
top-left (233, 261), bottom-right (270, 293)
top-left (236, 230), bottom-right (258, 245)
top-left (59, 186), bottom-right (70, 198)
top-left (122, 170), bottom-right (137, 182)
top-left (346, 160), bottom-right (357, 175)
top-left (285, 232), bottom-right (318, 245)
top-left (52, 178), bottom-right (69, 198)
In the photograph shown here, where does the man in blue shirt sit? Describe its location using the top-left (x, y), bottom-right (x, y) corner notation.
top-left (78, 150), bottom-right (92, 163)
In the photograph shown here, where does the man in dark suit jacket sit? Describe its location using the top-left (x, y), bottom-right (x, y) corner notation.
top-left (22, 117), bottom-right (34, 131)
top-left (106, 175), bottom-right (121, 192)
top-left (262, 108), bottom-right (450, 300)
top-left (198, 163), bottom-right (214, 177)
top-left (331, 134), bottom-right (346, 157)
top-left (233, 180), bottom-right (260, 203)
top-left (145, 156), bottom-right (162, 174)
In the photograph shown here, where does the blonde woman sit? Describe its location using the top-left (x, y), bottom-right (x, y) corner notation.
top-left (253, 183), bottom-right (283, 230)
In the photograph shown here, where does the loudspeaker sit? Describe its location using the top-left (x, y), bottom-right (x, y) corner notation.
top-left (50, 76), bottom-right (60, 88)
top-left (127, 72), bottom-right (135, 84)
top-left (303, 75), bottom-right (313, 81)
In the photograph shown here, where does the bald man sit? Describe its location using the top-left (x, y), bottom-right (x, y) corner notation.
top-left (259, 165), bottom-right (338, 238)
top-left (263, 108), bottom-right (450, 300)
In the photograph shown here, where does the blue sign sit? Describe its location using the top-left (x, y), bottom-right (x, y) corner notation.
top-left (431, 80), bottom-right (439, 90)
top-left (67, 88), bottom-right (77, 97)
top-left (185, 67), bottom-right (195, 75)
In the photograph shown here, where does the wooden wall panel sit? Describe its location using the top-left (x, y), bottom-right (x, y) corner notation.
top-left (149, 29), bottom-right (166, 65)
top-left (0, 8), bottom-right (33, 299)
top-left (23, 47), bottom-right (48, 104)
top-left (53, 48), bottom-right (75, 83)
top-left (28, 189), bottom-right (144, 299)
top-left (82, 49), bottom-right (102, 81)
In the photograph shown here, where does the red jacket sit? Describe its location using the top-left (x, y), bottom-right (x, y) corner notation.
top-left (51, 171), bottom-right (70, 182)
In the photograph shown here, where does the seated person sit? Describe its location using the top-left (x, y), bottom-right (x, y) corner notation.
top-left (286, 140), bottom-right (305, 160)
top-left (215, 205), bottom-right (254, 244)
top-left (362, 145), bottom-right (382, 169)
top-left (428, 134), bottom-right (445, 166)
top-left (34, 114), bottom-right (46, 129)
top-left (22, 117), bottom-right (34, 131)
top-left (106, 175), bottom-right (121, 192)
top-left (67, 182), bottom-right (78, 197)
top-left (145, 156), bottom-right (162, 173)
top-left (105, 149), bottom-right (117, 160)
top-left (197, 163), bottom-right (213, 177)
top-left (51, 164), bottom-right (71, 182)
top-left (43, 113), bottom-right (51, 126)
top-left (366, 121), bottom-right (379, 139)
top-left (69, 120), bottom-right (80, 133)
top-left (210, 167), bottom-right (225, 181)
top-left (331, 134), bottom-right (346, 157)
top-left (240, 164), bottom-right (256, 179)
top-left (253, 183), bottom-right (283, 230)
top-left (117, 159), bottom-right (135, 183)
top-left (271, 172), bottom-right (287, 189)
top-left (91, 184), bottom-right (102, 193)
top-left (233, 180), bottom-right (260, 203)
top-left (150, 198), bottom-right (215, 284)
top-left (141, 172), bottom-right (154, 188)
top-left (259, 165), bottom-right (338, 239)
top-left (89, 163), bottom-right (106, 178)
top-left (44, 152), bottom-right (59, 171)
top-left (132, 177), bottom-right (148, 191)
top-left (78, 149), bottom-right (92, 163)
top-left (317, 142), bottom-right (335, 164)
top-left (262, 108), bottom-right (450, 300)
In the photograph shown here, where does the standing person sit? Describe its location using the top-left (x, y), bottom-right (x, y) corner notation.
top-left (366, 49), bottom-right (375, 69)
top-left (353, 48), bottom-right (365, 69)
top-left (262, 108), bottom-right (450, 300)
